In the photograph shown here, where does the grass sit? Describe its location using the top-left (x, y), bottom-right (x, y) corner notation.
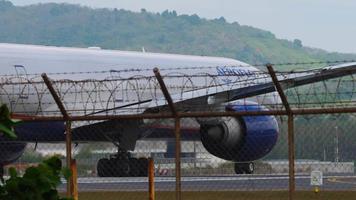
top-left (76, 191), bottom-right (356, 200)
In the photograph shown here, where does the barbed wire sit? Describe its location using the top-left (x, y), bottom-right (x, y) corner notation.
top-left (1, 60), bottom-right (356, 116)
top-left (1, 60), bottom-right (356, 77)
top-left (265, 60), bottom-right (356, 67)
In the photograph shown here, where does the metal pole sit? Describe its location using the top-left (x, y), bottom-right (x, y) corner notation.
top-left (70, 159), bottom-right (78, 200)
top-left (267, 64), bottom-right (295, 200)
top-left (266, 64), bottom-right (292, 113)
top-left (175, 117), bottom-right (181, 200)
top-left (288, 114), bottom-right (295, 200)
top-left (42, 73), bottom-right (74, 198)
top-left (41, 73), bottom-right (69, 120)
top-left (65, 121), bottom-right (73, 198)
top-left (153, 68), bottom-right (181, 200)
top-left (148, 158), bottom-right (155, 200)
top-left (335, 126), bottom-right (339, 163)
top-left (153, 67), bottom-right (177, 116)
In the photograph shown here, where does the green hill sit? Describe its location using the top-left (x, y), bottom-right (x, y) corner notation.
top-left (0, 0), bottom-right (355, 67)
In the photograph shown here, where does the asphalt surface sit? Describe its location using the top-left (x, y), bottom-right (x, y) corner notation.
top-left (60, 174), bottom-right (356, 191)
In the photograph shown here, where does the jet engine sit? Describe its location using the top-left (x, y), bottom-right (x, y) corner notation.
top-left (200, 101), bottom-right (278, 163)
top-left (0, 142), bottom-right (27, 166)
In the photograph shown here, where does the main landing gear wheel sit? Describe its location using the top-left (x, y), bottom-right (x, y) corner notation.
top-left (138, 158), bottom-right (149, 177)
top-left (97, 158), bottom-right (111, 177)
top-left (234, 162), bottom-right (255, 174)
top-left (97, 151), bottom-right (149, 177)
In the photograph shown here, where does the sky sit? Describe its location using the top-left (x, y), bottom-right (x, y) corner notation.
top-left (9, 0), bottom-right (356, 54)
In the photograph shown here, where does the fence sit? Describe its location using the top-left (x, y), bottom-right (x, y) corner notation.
top-left (1, 62), bottom-right (356, 200)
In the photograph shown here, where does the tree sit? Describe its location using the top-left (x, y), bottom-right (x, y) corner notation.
top-left (0, 157), bottom-right (72, 200)
top-left (293, 39), bottom-right (303, 48)
top-left (0, 2), bottom-right (355, 65)
top-left (0, 0), bottom-right (13, 11)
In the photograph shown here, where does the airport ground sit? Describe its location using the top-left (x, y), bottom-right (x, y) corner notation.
top-left (60, 174), bottom-right (356, 191)
top-left (74, 191), bottom-right (356, 200)
top-left (58, 174), bottom-right (356, 199)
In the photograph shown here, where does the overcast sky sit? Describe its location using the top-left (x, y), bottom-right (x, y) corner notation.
top-left (10, 0), bottom-right (356, 54)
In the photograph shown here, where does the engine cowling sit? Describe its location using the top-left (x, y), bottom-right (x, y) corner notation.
top-left (200, 102), bottom-right (278, 162)
top-left (0, 142), bottom-right (27, 166)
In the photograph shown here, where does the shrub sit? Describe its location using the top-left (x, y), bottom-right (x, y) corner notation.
top-left (0, 156), bottom-right (72, 200)
top-left (0, 104), bottom-right (72, 200)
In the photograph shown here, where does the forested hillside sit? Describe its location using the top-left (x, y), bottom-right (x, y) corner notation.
top-left (0, 0), bottom-right (356, 66)
top-left (1, 0), bottom-right (356, 162)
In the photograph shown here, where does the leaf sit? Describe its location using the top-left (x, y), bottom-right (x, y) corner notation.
top-left (24, 167), bottom-right (40, 179)
top-left (0, 104), bottom-right (10, 119)
top-left (0, 123), bottom-right (17, 139)
top-left (8, 168), bottom-right (17, 178)
top-left (1, 155), bottom-right (72, 199)
top-left (44, 156), bottom-right (62, 172)
top-left (0, 104), bottom-right (21, 139)
top-left (61, 168), bottom-right (72, 181)
top-left (3, 118), bottom-right (22, 127)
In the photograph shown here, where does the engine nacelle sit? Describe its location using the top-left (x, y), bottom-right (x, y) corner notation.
top-left (0, 142), bottom-right (27, 166)
top-left (200, 101), bottom-right (278, 162)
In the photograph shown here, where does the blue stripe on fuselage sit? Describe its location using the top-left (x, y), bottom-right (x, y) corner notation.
top-left (2, 121), bottom-right (106, 142)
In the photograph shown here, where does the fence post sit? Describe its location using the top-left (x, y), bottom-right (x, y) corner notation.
top-left (70, 159), bottom-right (78, 200)
top-left (42, 73), bottom-right (76, 199)
top-left (153, 68), bottom-right (181, 200)
top-left (287, 114), bottom-right (295, 199)
top-left (174, 117), bottom-right (181, 200)
top-left (148, 158), bottom-right (155, 200)
top-left (266, 65), bottom-right (295, 200)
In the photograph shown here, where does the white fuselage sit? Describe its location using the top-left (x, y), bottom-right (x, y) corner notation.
top-left (0, 43), bottom-right (273, 116)
top-left (0, 43), bottom-right (251, 77)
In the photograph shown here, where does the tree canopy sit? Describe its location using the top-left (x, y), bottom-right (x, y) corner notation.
top-left (0, 0), bottom-right (355, 66)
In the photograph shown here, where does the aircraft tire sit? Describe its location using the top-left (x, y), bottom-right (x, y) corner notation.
top-left (129, 158), bottom-right (140, 177)
top-left (234, 163), bottom-right (244, 174)
top-left (98, 157), bottom-right (149, 177)
top-left (97, 158), bottom-right (111, 177)
top-left (114, 159), bottom-right (130, 177)
top-left (138, 158), bottom-right (149, 177)
top-left (243, 162), bottom-right (255, 174)
top-left (234, 162), bottom-right (254, 174)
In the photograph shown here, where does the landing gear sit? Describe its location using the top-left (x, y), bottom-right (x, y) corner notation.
top-left (97, 149), bottom-right (148, 177)
top-left (234, 162), bottom-right (254, 174)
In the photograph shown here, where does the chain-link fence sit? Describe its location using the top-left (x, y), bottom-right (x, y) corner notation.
top-left (1, 62), bottom-right (356, 200)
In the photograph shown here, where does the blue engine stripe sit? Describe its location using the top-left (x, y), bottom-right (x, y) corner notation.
top-left (227, 103), bottom-right (279, 161)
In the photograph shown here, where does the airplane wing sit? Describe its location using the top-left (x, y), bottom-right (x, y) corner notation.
top-left (66, 62), bottom-right (356, 150)
top-left (144, 62), bottom-right (356, 111)
top-left (12, 62), bottom-right (356, 145)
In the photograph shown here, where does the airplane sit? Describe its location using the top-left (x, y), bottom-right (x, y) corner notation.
top-left (0, 43), bottom-right (356, 177)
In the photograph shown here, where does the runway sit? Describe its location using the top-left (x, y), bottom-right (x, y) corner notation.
top-left (60, 174), bottom-right (356, 191)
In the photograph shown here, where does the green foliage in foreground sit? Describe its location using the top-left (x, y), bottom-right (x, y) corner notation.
top-left (0, 0), bottom-right (355, 66)
top-left (0, 104), bottom-right (72, 200)
top-left (0, 156), bottom-right (72, 200)
top-left (0, 104), bottom-right (21, 139)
